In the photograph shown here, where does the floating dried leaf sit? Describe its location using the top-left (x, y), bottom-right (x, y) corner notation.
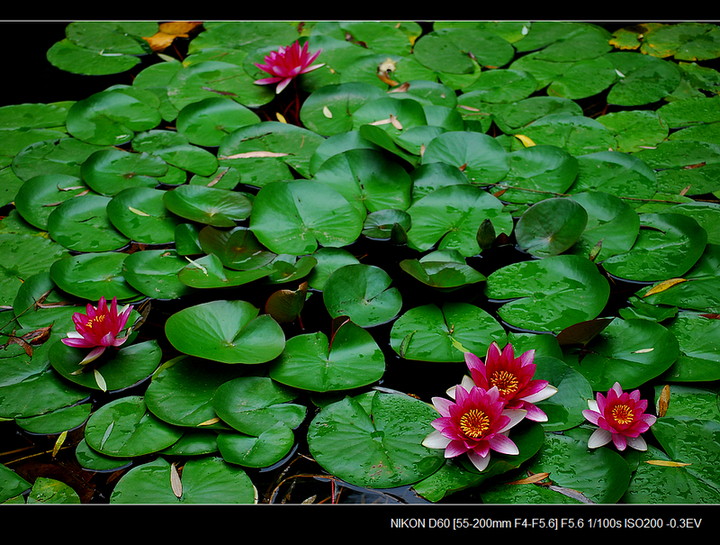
top-left (129, 207), bottom-right (150, 216)
top-left (643, 278), bottom-right (687, 297)
top-left (656, 384), bottom-right (670, 417)
top-left (171, 462), bottom-right (183, 498)
top-left (507, 472), bottom-right (551, 485)
top-left (52, 430), bottom-right (67, 458)
top-left (646, 460), bottom-right (692, 467)
top-left (514, 134), bottom-right (536, 147)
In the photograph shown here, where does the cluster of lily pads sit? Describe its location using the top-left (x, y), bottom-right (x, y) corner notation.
top-left (1, 20), bottom-right (720, 505)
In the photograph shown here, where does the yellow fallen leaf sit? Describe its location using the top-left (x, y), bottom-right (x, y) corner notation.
top-left (646, 460), bottom-right (692, 467)
top-left (643, 278), bottom-right (687, 297)
top-left (198, 417), bottom-right (221, 427)
top-left (52, 431), bottom-right (67, 458)
top-left (276, 112), bottom-right (287, 123)
top-left (514, 134), bottom-right (536, 147)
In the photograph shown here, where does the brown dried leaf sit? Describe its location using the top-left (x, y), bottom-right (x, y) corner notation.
top-left (507, 472), bottom-right (551, 485)
top-left (656, 384), bottom-right (671, 417)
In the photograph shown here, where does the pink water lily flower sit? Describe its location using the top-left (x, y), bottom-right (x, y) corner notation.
top-left (254, 41), bottom-right (325, 94)
top-left (422, 384), bottom-right (526, 472)
top-left (61, 296), bottom-right (133, 364)
top-left (460, 343), bottom-right (557, 422)
top-left (582, 382), bottom-right (657, 451)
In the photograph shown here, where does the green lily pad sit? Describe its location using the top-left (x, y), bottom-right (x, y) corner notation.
top-left (421, 131), bottom-right (509, 185)
top-left (49, 252), bottom-right (140, 302)
top-left (176, 97), bottom-right (261, 147)
top-left (306, 248), bottom-right (360, 290)
top-left (307, 391), bottom-right (446, 489)
top-left (632, 140), bottom-right (720, 197)
top-left (212, 376), bottom-right (305, 437)
top-left (177, 254), bottom-right (276, 289)
top-left (399, 249), bottom-right (486, 289)
top-left (197, 225), bottom-right (276, 270)
top-left (312, 148), bottom-right (413, 215)
top-left (122, 249), bottom-right (195, 300)
top-left (269, 320), bottom-right (385, 392)
top-left (492, 96), bottom-right (583, 134)
top-left (413, 27), bottom-right (514, 74)
top-left (164, 300), bottom-right (285, 364)
top-left (47, 193), bottom-right (130, 252)
top-left (145, 355), bottom-right (246, 429)
top-left (84, 395), bottom-right (183, 458)
top-left (0, 365), bottom-right (89, 420)
top-left (568, 150), bottom-right (658, 206)
top-left (218, 121), bottom-right (324, 186)
top-left (217, 423), bottom-right (295, 468)
top-left (47, 38), bottom-right (143, 76)
top-left (167, 60), bottom-right (274, 111)
top-left (362, 208), bottom-right (411, 241)
top-left (562, 317), bottom-right (679, 391)
top-left (0, 233), bottom-right (69, 306)
top-left (15, 403), bottom-right (91, 435)
top-left (567, 191), bottom-right (641, 261)
top-left (606, 51), bottom-right (682, 106)
top-left (493, 144), bottom-right (579, 204)
top-left (66, 90), bottom-right (162, 146)
top-left (107, 187), bottom-right (183, 244)
top-left (11, 137), bottom-right (107, 181)
top-left (162, 184), bottom-right (252, 227)
top-left (623, 444), bottom-right (720, 504)
top-left (515, 197), bottom-right (588, 257)
top-left (322, 264), bottom-right (402, 327)
top-left (48, 340), bottom-right (162, 392)
top-left (481, 427), bottom-right (631, 504)
top-left (413, 419), bottom-right (545, 503)
top-left (80, 148), bottom-right (167, 196)
top-left (249, 180), bottom-right (364, 256)
top-left (300, 82), bottom-right (387, 136)
top-left (661, 312), bottom-right (720, 382)
top-left (13, 174), bottom-right (89, 230)
top-left (390, 302), bottom-right (507, 362)
top-left (602, 212), bottom-right (707, 282)
top-left (514, 113), bottom-right (616, 156)
top-left (406, 184), bottom-right (513, 257)
top-left (532, 356), bottom-right (594, 432)
top-left (485, 254), bottom-right (610, 333)
top-left (546, 56), bottom-right (618, 100)
top-left (640, 416), bottom-right (720, 500)
top-left (110, 456), bottom-right (256, 504)
top-left (596, 110), bottom-right (669, 153)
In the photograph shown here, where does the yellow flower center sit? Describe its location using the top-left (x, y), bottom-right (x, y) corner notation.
top-left (490, 370), bottom-right (520, 397)
top-left (86, 315), bottom-right (106, 328)
top-left (611, 404), bottom-right (634, 426)
top-left (460, 409), bottom-right (491, 438)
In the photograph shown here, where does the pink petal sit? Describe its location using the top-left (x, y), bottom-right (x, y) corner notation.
top-left (422, 429), bottom-right (451, 450)
top-left (587, 428), bottom-right (612, 449)
top-left (467, 451), bottom-right (490, 472)
top-left (582, 409), bottom-right (602, 425)
top-left (488, 433), bottom-right (519, 456)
